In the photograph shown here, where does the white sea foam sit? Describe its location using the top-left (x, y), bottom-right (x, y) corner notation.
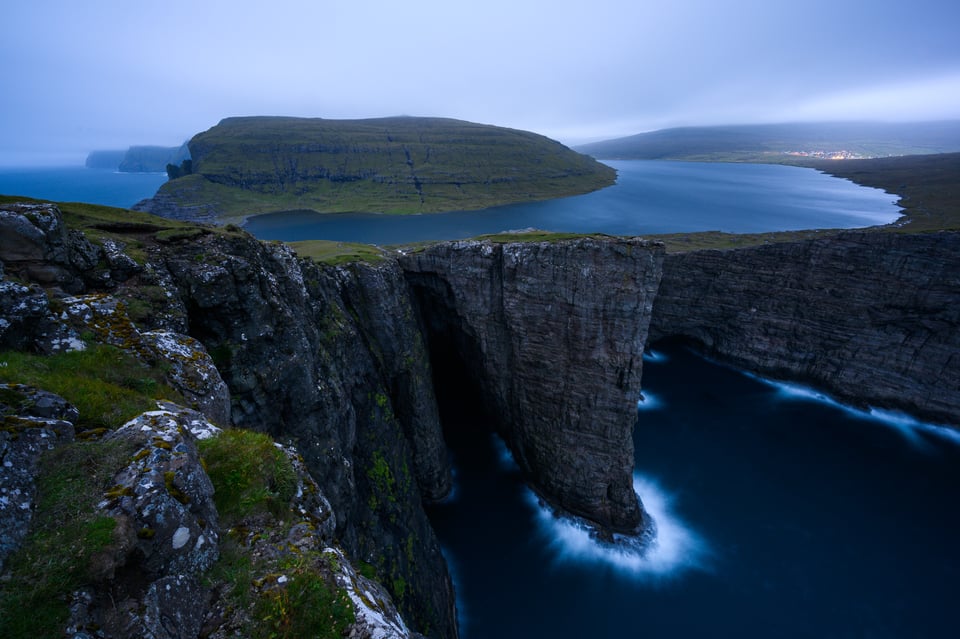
top-left (637, 391), bottom-right (662, 411)
top-left (759, 377), bottom-right (959, 448)
top-left (643, 350), bottom-right (668, 363)
top-left (527, 473), bottom-right (709, 582)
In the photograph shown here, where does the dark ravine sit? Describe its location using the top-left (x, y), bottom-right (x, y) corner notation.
top-left (2, 200), bottom-right (959, 638)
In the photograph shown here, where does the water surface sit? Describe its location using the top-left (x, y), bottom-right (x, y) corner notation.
top-left (0, 166), bottom-right (167, 209)
top-left (244, 161), bottom-right (900, 243)
top-left (428, 344), bottom-right (959, 638)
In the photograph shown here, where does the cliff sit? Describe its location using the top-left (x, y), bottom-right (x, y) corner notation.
top-left (85, 144), bottom-right (189, 172)
top-left (4, 197), bottom-right (958, 637)
top-left (134, 116), bottom-right (616, 221)
top-left (1, 202), bottom-right (454, 637)
top-left (401, 238), bottom-right (664, 533)
top-left (85, 150), bottom-right (127, 170)
top-left (1, 201), bottom-right (664, 638)
top-left (118, 144), bottom-right (189, 173)
top-left (649, 230), bottom-right (960, 424)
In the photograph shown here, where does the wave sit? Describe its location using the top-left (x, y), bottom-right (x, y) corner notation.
top-left (637, 390), bottom-right (662, 411)
top-left (526, 473), bottom-right (710, 582)
top-left (759, 377), bottom-right (960, 448)
top-left (643, 349), bottom-right (668, 363)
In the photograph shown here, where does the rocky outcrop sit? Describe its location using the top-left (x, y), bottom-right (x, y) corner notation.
top-left (400, 238), bottom-right (665, 533)
top-left (0, 385), bottom-right (77, 571)
top-left (68, 404), bottom-right (222, 639)
top-left (649, 231), bottom-right (960, 424)
top-left (0, 202), bottom-right (457, 637)
top-left (147, 232), bottom-right (457, 637)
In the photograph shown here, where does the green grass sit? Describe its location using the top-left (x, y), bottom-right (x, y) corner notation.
top-left (252, 560), bottom-right (355, 639)
top-left (154, 115), bottom-right (615, 221)
top-left (199, 430), bottom-right (357, 638)
top-left (0, 194), bottom-right (248, 262)
top-left (288, 240), bottom-right (388, 265)
top-left (0, 438), bottom-right (138, 638)
top-left (197, 429), bottom-right (298, 524)
top-left (0, 344), bottom-right (184, 430)
top-left (470, 230), bottom-right (612, 243)
top-left (796, 153), bottom-right (960, 233)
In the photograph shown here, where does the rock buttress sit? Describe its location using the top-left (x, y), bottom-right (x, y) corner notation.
top-left (400, 237), bottom-right (664, 533)
top-left (649, 231), bottom-right (960, 425)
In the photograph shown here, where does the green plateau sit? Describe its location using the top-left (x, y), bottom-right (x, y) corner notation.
top-left (147, 116), bottom-right (616, 222)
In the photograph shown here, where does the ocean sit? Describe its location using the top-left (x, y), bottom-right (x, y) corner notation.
top-left (0, 166), bottom-right (167, 209)
top-left (428, 343), bottom-right (959, 638)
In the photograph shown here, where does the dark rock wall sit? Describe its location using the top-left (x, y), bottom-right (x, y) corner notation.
top-left (649, 231), bottom-right (960, 425)
top-left (400, 238), bottom-right (665, 533)
top-left (151, 234), bottom-right (457, 637)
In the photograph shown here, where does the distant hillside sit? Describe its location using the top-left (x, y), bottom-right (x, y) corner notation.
top-left (136, 116), bottom-right (616, 221)
top-left (85, 144), bottom-right (189, 172)
top-left (85, 149), bottom-right (127, 169)
top-left (118, 144), bottom-right (189, 173)
top-left (576, 121), bottom-right (960, 162)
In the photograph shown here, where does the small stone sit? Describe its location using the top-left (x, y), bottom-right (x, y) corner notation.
top-left (171, 526), bottom-right (191, 549)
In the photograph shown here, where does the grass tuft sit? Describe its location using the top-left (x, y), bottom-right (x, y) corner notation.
top-left (198, 429), bottom-right (298, 525)
top-left (0, 344), bottom-right (184, 429)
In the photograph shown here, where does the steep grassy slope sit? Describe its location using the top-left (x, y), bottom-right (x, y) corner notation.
top-left (576, 121), bottom-right (960, 162)
top-left (142, 116), bottom-right (615, 221)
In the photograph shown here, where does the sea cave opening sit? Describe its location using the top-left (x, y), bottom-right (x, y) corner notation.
top-left (406, 276), bottom-right (498, 453)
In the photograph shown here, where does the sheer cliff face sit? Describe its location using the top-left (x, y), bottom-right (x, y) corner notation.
top-left (401, 238), bottom-right (665, 533)
top-left (650, 231), bottom-right (960, 425)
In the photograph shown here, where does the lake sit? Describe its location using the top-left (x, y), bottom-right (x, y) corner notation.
top-left (243, 160), bottom-right (901, 243)
top-left (428, 343), bottom-right (959, 638)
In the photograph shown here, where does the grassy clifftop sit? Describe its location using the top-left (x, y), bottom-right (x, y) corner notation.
top-left (145, 116), bottom-right (615, 220)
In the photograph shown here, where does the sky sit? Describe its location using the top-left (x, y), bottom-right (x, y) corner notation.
top-left (2, 0), bottom-right (959, 165)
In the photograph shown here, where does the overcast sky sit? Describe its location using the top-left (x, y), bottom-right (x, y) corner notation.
top-left (2, 0), bottom-right (959, 165)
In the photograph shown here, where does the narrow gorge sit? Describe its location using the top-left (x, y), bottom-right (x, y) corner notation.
top-left (2, 201), bottom-right (958, 639)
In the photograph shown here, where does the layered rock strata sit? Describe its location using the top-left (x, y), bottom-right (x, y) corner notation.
top-left (650, 231), bottom-right (960, 424)
top-left (400, 238), bottom-right (665, 533)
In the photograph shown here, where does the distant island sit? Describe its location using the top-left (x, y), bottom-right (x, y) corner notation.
top-left (575, 121), bottom-right (960, 163)
top-left (133, 116), bottom-right (616, 222)
top-left (85, 143), bottom-right (189, 173)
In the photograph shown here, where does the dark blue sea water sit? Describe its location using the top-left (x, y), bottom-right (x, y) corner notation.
top-left (243, 161), bottom-right (900, 243)
top-left (428, 344), bottom-right (960, 638)
top-left (0, 166), bottom-right (167, 209)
